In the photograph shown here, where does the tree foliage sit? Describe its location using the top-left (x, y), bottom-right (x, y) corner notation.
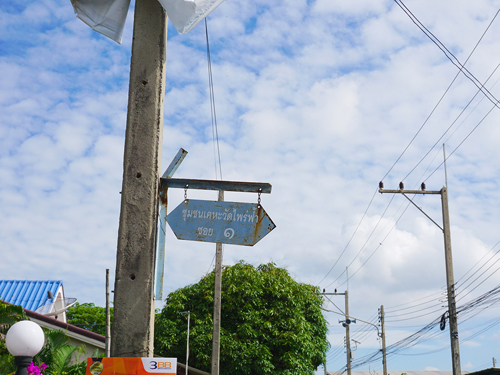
top-left (66, 303), bottom-right (112, 336)
top-left (155, 261), bottom-right (329, 375)
top-left (0, 301), bottom-right (27, 375)
top-left (34, 329), bottom-right (86, 375)
top-left (0, 301), bottom-right (98, 375)
top-left (0, 302), bottom-right (26, 335)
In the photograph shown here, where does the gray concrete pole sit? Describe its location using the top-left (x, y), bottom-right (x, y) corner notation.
top-left (345, 290), bottom-right (351, 375)
top-left (441, 187), bottom-right (461, 375)
top-left (380, 305), bottom-right (387, 375)
top-left (211, 190), bottom-right (224, 375)
top-left (186, 311), bottom-right (190, 375)
top-left (111, 0), bottom-right (167, 357)
top-left (106, 269), bottom-right (111, 357)
top-left (379, 186), bottom-right (461, 374)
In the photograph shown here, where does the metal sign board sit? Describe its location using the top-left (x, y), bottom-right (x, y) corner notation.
top-left (167, 199), bottom-right (276, 246)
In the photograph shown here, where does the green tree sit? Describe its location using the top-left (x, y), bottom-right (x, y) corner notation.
top-left (0, 301), bottom-right (98, 375)
top-left (155, 261), bottom-right (329, 375)
top-left (66, 303), bottom-right (112, 336)
top-left (0, 301), bottom-right (26, 335)
top-left (0, 301), bottom-right (27, 375)
top-left (34, 329), bottom-right (86, 375)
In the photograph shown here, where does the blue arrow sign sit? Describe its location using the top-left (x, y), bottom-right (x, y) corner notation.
top-left (167, 199), bottom-right (276, 246)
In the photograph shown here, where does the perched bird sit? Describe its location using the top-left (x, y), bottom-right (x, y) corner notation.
top-left (399, 181), bottom-right (404, 190)
top-left (379, 181), bottom-right (384, 189)
top-left (421, 182), bottom-right (426, 191)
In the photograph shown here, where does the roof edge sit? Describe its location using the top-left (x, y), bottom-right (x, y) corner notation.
top-left (1, 299), bottom-right (105, 344)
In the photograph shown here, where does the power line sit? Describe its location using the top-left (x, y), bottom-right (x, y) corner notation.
top-left (336, 199), bottom-right (413, 288)
top-left (385, 291), bottom-right (444, 313)
top-left (395, 0), bottom-right (500, 109)
top-left (383, 4), bottom-right (500, 183)
top-left (320, 4), bottom-right (500, 319)
top-left (204, 18), bottom-right (223, 181)
top-left (325, 194), bottom-right (396, 289)
top-left (424, 104), bottom-right (496, 182)
top-left (317, 187), bottom-right (379, 286)
top-left (403, 63), bottom-right (500, 183)
top-left (347, 283), bottom-right (500, 368)
top-left (455, 240), bottom-right (500, 292)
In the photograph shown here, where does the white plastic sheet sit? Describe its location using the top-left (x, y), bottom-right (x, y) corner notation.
top-left (157, 0), bottom-right (226, 34)
top-left (70, 0), bottom-right (225, 43)
top-left (70, 0), bottom-right (131, 44)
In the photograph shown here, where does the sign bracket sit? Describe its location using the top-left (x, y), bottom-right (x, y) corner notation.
top-left (160, 178), bottom-right (271, 194)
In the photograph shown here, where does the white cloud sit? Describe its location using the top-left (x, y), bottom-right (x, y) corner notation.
top-left (2, 0), bottom-right (500, 371)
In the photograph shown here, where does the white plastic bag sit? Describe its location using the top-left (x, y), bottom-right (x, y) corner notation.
top-left (70, 0), bottom-right (224, 43)
top-left (70, 0), bottom-right (131, 44)
top-left (157, 0), bottom-right (226, 34)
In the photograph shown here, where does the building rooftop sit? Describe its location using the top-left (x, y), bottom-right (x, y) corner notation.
top-left (0, 280), bottom-right (63, 311)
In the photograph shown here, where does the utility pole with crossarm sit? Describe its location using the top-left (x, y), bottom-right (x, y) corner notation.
top-left (378, 182), bottom-right (461, 375)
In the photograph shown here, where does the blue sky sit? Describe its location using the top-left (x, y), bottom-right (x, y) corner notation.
top-left (2, 0), bottom-right (500, 372)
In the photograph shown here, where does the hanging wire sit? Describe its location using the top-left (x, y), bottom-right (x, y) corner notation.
top-left (394, 0), bottom-right (500, 108)
top-left (205, 18), bottom-right (223, 180)
top-left (204, 18), bottom-right (224, 267)
top-left (424, 105), bottom-right (496, 182)
top-left (319, 2), bottom-right (500, 329)
top-left (317, 187), bottom-right (379, 286)
top-left (403, 63), bottom-right (500, 182)
top-left (382, 5), bottom-right (500, 183)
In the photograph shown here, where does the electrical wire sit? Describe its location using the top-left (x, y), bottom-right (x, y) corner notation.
top-left (324, 295), bottom-right (345, 315)
top-left (317, 187), bottom-right (379, 286)
top-left (325, 194), bottom-right (396, 289)
top-left (385, 291), bottom-right (444, 313)
top-left (204, 18), bottom-right (223, 181)
top-left (455, 240), bottom-right (500, 300)
top-left (424, 105), bottom-right (496, 182)
top-left (336, 199), bottom-right (414, 288)
top-left (347, 282), bottom-right (500, 368)
top-left (382, 4), bottom-right (500, 184)
top-left (385, 301), bottom-right (444, 319)
top-left (403, 63), bottom-right (500, 183)
top-left (322, 11), bottom-right (500, 358)
top-left (332, 143), bottom-right (449, 289)
top-left (395, 0), bottom-right (500, 109)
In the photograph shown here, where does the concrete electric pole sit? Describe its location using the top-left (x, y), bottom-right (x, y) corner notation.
top-left (321, 291), bottom-right (351, 375)
top-left (106, 269), bottom-right (111, 357)
top-left (345, 291), bottom-right (351, 375)
top-left (378, 184), bottom-right (461, 375)
top-left (111, 0), bottom-right (167, 357)
top-left (321, 294), bottom-right (385, 374)
top-left (211, 190), bottom-right (224, 375)
top-left (379, 305), bottom-right (387, 375)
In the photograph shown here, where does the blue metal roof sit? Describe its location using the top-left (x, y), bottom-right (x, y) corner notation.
top-left (0, 280), bottom-right (62, 311)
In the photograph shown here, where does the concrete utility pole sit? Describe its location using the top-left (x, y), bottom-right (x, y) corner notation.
top-left (379, 305), bottom-right (387, 375)
top-left (179, 311), bottom-right (191, 375)
top-left (321, 291), bottom-right (351, 375)
top-left (345, 290), bottom-right (351, 375)
top-left (105, 269), bottom-right (111, 357)
top-left (379, 185), bottom-right (461, 375)
top-left (211, 190), bottom-right (224, 375)
top-left (111, 0), bottom-right (167, 357)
